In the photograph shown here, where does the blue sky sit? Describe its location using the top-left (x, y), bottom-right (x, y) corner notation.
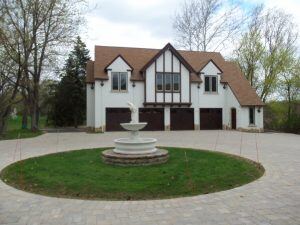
top-left (82, 0), bottom-right (300, 58)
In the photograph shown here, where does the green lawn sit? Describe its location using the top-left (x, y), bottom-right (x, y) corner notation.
top-left (0, 116), bottom-right (46, 140)
top-left (0, 147), bottom-right (264, 200)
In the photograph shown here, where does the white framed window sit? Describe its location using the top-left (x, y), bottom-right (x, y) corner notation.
top-left (111, 72), bottom-right (128, 92)
top-left (249, 107), bottom-right (255, 125)
top-left (204, 75), bottom-right (218, 93)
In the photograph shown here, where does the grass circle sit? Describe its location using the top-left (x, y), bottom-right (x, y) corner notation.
top-left (0, 147), bottom-right (264, 200)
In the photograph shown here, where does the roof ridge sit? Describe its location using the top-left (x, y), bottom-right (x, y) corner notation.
top-left (95, 45), bottom-right (223, 55)
top-left (95, 45), bottom-right (160, 51)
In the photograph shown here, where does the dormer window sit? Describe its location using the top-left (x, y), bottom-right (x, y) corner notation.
top-left (112, 72), bottom-right (127, 92)
top-left (204, 76), bottom-right (217, 93)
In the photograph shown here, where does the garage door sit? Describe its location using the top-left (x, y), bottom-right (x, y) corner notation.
top-left (170, 108), bottom-right (194, 130)
top-left (106, 108), bottom-right (131, 131)
top-left (139, 108), bottom-right (164, 131)
top-left (200, 108), bottom-right (222, 130)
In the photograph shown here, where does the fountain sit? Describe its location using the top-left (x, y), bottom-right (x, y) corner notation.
top-left (102, 102), bottom-right (169, 166)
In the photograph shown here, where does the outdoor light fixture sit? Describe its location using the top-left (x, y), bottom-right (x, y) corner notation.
top-left (223, 83), bottom-right (227, 89)
top-left (257, 107), bottom-right (261, 113)
top-left (132, 82), bottom-right (136, 88)
top-left (100, 81), bottom-right (104, 87)
top-left (91, 83), bottom-right (94, 89)
top-left (197, 84), bottom-right (200, 89)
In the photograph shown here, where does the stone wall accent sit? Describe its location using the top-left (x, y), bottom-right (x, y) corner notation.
top-left (102, 149), bottom-right (169, 166)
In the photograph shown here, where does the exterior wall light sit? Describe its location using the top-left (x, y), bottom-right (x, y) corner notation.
top-left (91, 83), bottom-right (94, 89)
top-left (100, 81), bottom-right (104, 87)
top-left (132, 82), bottom-right (136, 88)
top-left (257, 107), bottom-right (261, 113)
top-left (223, 83), bottom-right (227, 89)
top-left (197, 84), bottom-right (200, 89)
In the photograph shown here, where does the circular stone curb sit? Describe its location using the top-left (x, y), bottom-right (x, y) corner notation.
top-left (102, 149), bottom-right (169, 166)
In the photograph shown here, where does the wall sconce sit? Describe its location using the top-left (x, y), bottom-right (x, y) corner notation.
top-left (257, 107), bottom-right (261, 113)
top-left (197, 84), bottom-right (200, 89)
top-left (132, 82), bottom-right (136, 88)
top-left (91, 83), bottom-right (94, 89)
top-left (100, 81), bottom-right (104, 87)
top-left (223, 83), bottom-right (227, 89)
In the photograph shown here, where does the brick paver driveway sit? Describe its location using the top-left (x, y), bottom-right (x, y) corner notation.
top-left (0, 131), bottom-right (299, 225)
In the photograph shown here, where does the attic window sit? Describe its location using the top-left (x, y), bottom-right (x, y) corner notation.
top-left (112, 72), bottom-right (127, 91)
top-left (204, 76), bottom-right (218, 93)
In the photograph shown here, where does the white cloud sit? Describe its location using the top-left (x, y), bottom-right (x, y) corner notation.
top-left (82, 0), bottom-right (300, 58)
top-left (82, 15), bottom-right (170, 59)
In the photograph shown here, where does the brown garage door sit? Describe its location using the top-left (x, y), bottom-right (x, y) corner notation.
top-left (171, 108), bottom-right (194, 130)
top-left (200, 108), bottom-right (222, 130)
top-left (139, 108), bottom-right (164, 131)
top-left (106, 108), bottom-right (131, 131)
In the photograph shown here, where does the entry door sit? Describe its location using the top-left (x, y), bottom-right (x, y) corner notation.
top-left (231, 108), bottom-right (236, 129)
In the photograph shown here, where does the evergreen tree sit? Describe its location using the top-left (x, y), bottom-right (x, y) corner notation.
top-left (50, 36), bottom-right (90, 127)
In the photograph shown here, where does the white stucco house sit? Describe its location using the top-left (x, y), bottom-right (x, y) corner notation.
top-left (86, 43), bottom-right (264, 132)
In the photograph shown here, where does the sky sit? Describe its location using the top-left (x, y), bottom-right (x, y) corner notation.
top-left (81, 0), bottom-right (300, 59)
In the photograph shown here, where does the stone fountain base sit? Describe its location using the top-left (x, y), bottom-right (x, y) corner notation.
top-left (102, 149), bottom-right (169, 166)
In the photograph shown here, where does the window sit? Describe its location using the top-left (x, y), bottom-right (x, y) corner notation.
top-left (111, 72), bottom-right (127, 91)
top-left (156, 73), bottom-right (163, 91)
top-left (173, 74), bottom-right (180, 91)
top-left (204, 76), bottom-right (218, 93)
top-left (156, 73), bottom-right (180, 92)
top-left (249, 107), bottom-right (255, 125)
top-left (165, 73), bottom-right (172, 91)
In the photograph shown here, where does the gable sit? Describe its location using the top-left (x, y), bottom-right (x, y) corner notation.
top-left (140, 43), bottom-right (195, 74)
top-left (200, 60), bottom-right (222, 75)
top-left (105, 55), bottom-right (133, 72)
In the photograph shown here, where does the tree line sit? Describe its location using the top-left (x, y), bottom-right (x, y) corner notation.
top-left (174, 0), bottom-right (300, 133)
top-left (0, 0), bottom-right (87, 135)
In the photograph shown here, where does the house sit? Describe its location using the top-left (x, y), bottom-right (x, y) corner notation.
top-left (86, 43), bottom-right (264, 132)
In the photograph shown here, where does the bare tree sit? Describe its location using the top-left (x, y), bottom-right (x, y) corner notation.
top-left (0, 47), bottom-right (23, 135)
top-left (0, 0), bottom-right (85, 131)
top-left (173, 0), bottom-right (244, 51)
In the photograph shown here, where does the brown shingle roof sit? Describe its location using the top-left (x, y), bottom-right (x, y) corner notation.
top-left (86, 60), bottom-right (94, 83)
top-left (86, 45), bottom-right (264, 106)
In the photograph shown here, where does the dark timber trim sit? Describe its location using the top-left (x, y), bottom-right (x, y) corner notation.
top-left (144, 71), bottom-right (146, 103)
top-left (144, 102), bottom-right (192, 107)
top-left (155, 59), bottom-right (157, 103)
top-left (180, 62), bottom-right (182, 103)
top-left (189, 72), bottom-right (191, 103)
top-left (140, 43), bottom-right (196, 73)
top-left (171, 52), bottom-right (173, 103)
top-left (163, 52), bottom-right (165, 103)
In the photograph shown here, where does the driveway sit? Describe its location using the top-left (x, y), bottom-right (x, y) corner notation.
top-left (0, 131), bottom-right (299, 225)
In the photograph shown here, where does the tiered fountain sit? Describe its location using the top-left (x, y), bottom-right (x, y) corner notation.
top-left (102, 102), bottom-right (169, 166)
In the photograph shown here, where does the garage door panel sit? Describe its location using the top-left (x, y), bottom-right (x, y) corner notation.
top-left (171, 108), bottom-right (194, 130)
top-left (139, 108), bottom-right (164, 131)
top-left (200, 108), bottom-right (222, 130)
top-left (106, 108), bottom-right (131, 131)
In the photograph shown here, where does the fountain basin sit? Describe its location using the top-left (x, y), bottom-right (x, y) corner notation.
top-left (113, 137), bottom-right (157, 155)
top-left (121, 122), bottom-right (147, 131)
